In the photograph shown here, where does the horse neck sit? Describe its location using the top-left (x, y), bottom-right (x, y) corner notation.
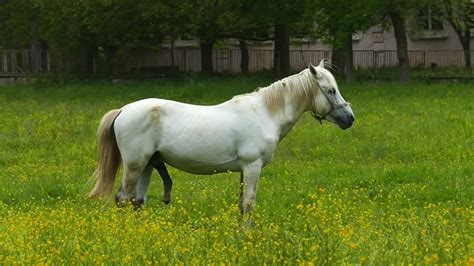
top-left (258, 71), bottom-right (315, 140)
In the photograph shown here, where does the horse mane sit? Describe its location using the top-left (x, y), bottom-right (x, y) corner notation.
top-left (259, 69), bottom-right (317, 115)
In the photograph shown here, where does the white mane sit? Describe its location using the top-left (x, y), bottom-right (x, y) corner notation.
top-left (258, 69), bottom-right (317, 115)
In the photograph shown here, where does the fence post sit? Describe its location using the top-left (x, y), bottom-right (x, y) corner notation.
top-left (428, 50), bottom-right (431, 68)
top-left (93, 55), bottom-right (96, 75)
top-left (47, 51), bottom-right (51, 72)
top-left (423, 50), bottom-right (426, 67)
top-left (213, 48), bottom-right (217, 72)
top-left (324, 50), bottom-right (329, 61)
top-left (11, 51), bottom-right (17, 74)
top-left (183, 48), bottom-right (187, 72)
top-left (1, 51), bottom-right (5, 73)
top-left (372, 50), bottom-right (377, 78)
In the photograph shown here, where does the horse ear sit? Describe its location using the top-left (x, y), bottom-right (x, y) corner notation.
top-left (309, 63), bottom-right (317, 75)
top-left (309, 63), bottom-right (322, 79)
top-left (318, 59), bottom-right (325, 69)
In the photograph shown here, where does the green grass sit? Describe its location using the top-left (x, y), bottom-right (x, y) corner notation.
top-left (0, 78), bottom-right (472, 264)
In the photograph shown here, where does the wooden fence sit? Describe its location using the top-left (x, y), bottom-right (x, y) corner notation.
top-left (127, 49), bottom-right (472, 73)
top-left (0, 50), bottom-right (49, 76)
top-left (1, 48), bottom-right (472, 77)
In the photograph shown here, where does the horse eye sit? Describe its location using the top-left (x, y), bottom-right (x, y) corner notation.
top-left (329, 88), bottom-right (336, 94)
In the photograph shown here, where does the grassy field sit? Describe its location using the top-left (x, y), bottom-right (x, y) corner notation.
top-left (0, 77), bottom-right (472, 264)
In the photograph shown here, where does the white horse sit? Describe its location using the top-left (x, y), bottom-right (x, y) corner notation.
top-left (89, 61), bottom-right (354, 214)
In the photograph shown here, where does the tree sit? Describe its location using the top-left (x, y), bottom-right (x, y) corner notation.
top-left (273, 24), bottom-right (290, 76)
top-left (179, 0), bottom-right (280, 74)
top-left (380, 0), bottom-right (430, 83)
top-left (441, 0), bottom-right (473, 69)
top-left (0, 0), bottom-right (36, 49)
top-left (30, 6), bottom-right (46, 72)
top-left (239, 40), bottom-right (249, 74)
top-left (33, 1), bottom-right (94, 74)
top-left (228, 0), bottom-right (313, 76)
top-left (0, 1), bottom-right (49, 73)
top-left (309, 0), bottom-right (378, 83)
top-left (0, 0), bottom-right (30, 49)
top-left (388, 6), bottom-right (410, 83)
top-left (35, 0), bottom-right (168, 75)
top-left (214, 0), bottom-right (274, 74)
top-left (178, 0), bottom-right (232, 73)
top-left (263, 0), bottom-right (307, 76)
top-left (137, 0), bottom-right (186, 68)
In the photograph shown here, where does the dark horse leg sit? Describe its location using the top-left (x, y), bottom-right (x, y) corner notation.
top-left (149, 152), bottom-right (173, 204)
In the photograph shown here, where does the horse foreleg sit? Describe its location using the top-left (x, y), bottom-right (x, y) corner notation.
top-left (239, 160), bottom-right (262, 215)
top-left (239, 172), bottom-right (244, 209)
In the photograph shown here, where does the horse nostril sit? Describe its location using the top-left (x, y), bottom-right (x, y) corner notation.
top-left (350, 115), bottom-right (355, 122)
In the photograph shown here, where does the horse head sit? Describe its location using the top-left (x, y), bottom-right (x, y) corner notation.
top-left (309, 60), bottom-right (355, 130)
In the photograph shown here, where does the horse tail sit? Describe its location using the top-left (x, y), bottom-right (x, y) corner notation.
top-left (88, 109), bottom-right (122, 198)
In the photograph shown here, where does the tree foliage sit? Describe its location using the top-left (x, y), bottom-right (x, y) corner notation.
top-left (35, 0), bottom-right (169, 51)
top-left (0, 0), bottom-right (36, 49)
top-left (438, 0), bottom-right (473, 68)
top-left (1, 0), bottom-right (471, 76)
top-left (310, 0), bottom-right (379, 49)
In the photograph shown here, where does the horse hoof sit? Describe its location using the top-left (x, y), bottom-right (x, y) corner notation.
top-left (162, 199), bottom-right (170, 205)
top-left (116, 200), bottom-right (128, 208)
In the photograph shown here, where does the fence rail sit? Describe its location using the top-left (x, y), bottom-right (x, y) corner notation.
top-left (1, 48), bottom-right (472, 77)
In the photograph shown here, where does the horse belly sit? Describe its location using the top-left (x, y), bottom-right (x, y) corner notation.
top-left (162, 155), bottom-right (241, 175)
top-left (156, 131), bottom-right (240, 174)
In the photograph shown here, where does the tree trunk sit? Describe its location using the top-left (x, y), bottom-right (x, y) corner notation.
top-left (274, 24), bottom-right (290, 76)
top-left (389, 9), bottom-right (410, 83)
top-left (344, 48), bottom-right (354, 83)
top-left (454, 28), bottom-right (471, 69)
top-left (463, 43), bottom-right (471, 70)
top-left (331, 46), bottom-right (344, 76)
top-left (331, 30), bottom-right (354, 83)
top-left (343, 30), bottom-right (354, 83)
top-left (78, 44), bottom-right (93, 75)
top-left (78, 35), bottom-right (96, 75)
top-left (30, 7), bottom-right (42, 73)
top-left (200, 40), bottom-right (214, 73)
top-left (239, 40), bottom-right (249, 74)
top-left (443, 0), bottom-right (472, 69)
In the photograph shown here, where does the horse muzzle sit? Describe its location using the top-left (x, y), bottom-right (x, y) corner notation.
top-left (329, 104), bottom-right (354, 130)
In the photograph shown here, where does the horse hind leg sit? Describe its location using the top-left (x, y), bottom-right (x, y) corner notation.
top-left (149, 152), bottom-right (173, 205)
top-left (115, 161), bottom-right (147, 207)
top-left (133, 165), bottom-right (153, 209)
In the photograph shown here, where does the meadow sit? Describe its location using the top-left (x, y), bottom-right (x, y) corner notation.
top-left (0, 77), bottom-right (472, 264)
